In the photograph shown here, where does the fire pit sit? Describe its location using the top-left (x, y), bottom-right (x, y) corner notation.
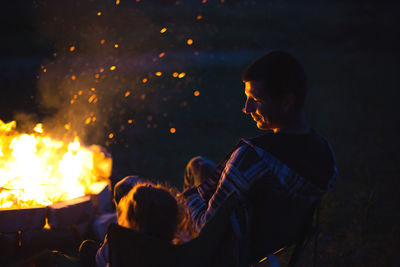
top-left (0, 120), bottom-right (114, 263)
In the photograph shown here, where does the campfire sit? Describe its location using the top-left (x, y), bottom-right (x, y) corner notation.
top-left (0, 120), bottom-right (112, 209)
top-left (0, 119), bottom-right (114, 263)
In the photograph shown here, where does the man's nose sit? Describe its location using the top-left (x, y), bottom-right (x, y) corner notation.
top-left (243, 98), bottom-right (255, 114)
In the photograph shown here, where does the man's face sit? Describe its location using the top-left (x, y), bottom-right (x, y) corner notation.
top-left (243, 81), bottom-right (283, 131)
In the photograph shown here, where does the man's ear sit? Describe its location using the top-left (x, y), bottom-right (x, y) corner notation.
top-left (282, 93), bottom-right (296, 113)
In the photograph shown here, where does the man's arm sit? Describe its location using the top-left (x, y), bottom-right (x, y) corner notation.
top-left (183, 139), bottom-right (331, 232)
top-left (184, 144), bottom-right (269, 232)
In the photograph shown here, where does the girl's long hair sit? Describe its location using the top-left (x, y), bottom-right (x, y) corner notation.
top-left (117, 182), bottom-right (197, 244)
top-left (117, 183), bottom-right (178, 242)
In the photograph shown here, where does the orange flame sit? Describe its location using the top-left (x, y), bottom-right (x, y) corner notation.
top-left (0, 120), bottom-right (112, 209)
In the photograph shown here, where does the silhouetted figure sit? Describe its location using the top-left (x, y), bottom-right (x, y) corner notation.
top-left (182, 50), bottom-right (338, 262)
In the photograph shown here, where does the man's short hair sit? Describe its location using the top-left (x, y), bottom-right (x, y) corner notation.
top-left (242, 50), bottom-right (308, 110)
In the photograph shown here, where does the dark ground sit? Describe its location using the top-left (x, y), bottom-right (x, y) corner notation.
top-left (1, 0), bottom-right (399, 266)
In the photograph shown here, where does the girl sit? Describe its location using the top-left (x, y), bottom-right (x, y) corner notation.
top-left (96, 182), bottom-right (180, 267)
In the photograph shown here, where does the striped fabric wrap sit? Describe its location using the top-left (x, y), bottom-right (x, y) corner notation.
top-left (184, 138), bottom-right (338, 232)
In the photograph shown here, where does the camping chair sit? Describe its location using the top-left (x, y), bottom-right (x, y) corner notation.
top-left (238, 178), bottom-right (323, 267)
top-left (108, 187), bottom-right (322, 267)
top-left (107, 192), bottom-right (242, 267)
top-left (244, 200), bottom-right (321, 267)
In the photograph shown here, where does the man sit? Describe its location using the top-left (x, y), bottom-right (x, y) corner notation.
top-left (182, 50), bottom-right (338, 261)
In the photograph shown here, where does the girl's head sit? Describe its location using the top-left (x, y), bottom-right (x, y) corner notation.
top-left (117, 183), bottom-right (178, 242)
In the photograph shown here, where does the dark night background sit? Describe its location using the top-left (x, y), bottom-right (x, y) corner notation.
top-left (1, 0), bottom-right (399, 265)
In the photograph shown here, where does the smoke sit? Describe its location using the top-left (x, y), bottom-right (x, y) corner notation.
top-left (32, 0), bottom-right (160, 144)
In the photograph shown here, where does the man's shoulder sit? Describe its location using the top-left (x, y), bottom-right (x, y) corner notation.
top-left (239, 129), bottom-right (337, 190)
top-left (228, 142), bottom-right (261, 168)
top-left (245, 129), bottom-right (334, 159)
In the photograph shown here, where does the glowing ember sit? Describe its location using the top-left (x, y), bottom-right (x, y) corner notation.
top-left (0, 120), bottom-right (112, 209)
top-left (110, 66), bottom-right (117, 71)
top-left (88, 95), bottom-right (97, 104)
top-left (187, 39), bottom-right (193, 45)
top-left (170, 128), bottom-right (176, 134)
top-left (155, 72), bottom-right (162, 77)
top-left (69, 46), bottom-right (76, 52)
top-left (142, 78), bottom-right (148, 83)
top-left (194, 90), bottom-right (200, 96)
top-left (34, 123), bottom-right (44, 134)
top-left (160, 27), bottom-right (167, 34)
top-left (178, 72), bottom-right (186, 78)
